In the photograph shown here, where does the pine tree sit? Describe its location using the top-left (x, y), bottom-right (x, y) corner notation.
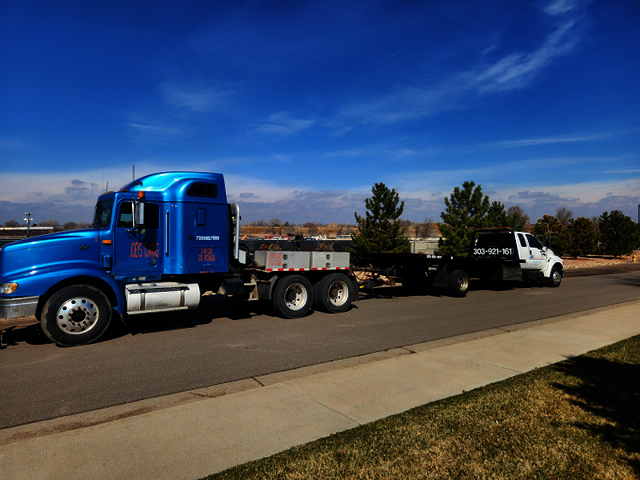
top-left (567, 217), bottom-right (597, 257)
top-left (349, 183), bottom-right (408, 254)
top-left (438, 181), bottom-right (490, 256)
top-left (599, 210), bottom-right (638, 257)
top-left (486, 201), bottom-right (510, 227)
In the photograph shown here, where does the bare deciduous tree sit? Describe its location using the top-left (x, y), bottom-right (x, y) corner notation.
top-left (506, 206), bottom-right (530, 229)
top-left (555, 207), bottom-right (573, 226)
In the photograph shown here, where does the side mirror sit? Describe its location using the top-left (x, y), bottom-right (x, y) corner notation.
top-left (133, 200), bottom-right (145, 234)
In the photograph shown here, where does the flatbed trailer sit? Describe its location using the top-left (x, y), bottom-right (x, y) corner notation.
top-left (353, 228), bottom-right (564, 297)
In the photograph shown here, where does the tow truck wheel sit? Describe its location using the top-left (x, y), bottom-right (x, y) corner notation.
top-left (547, 266), bottom-right (562, 288)
top-left (313, 273), bottom-right (354, 313)
top-left (41, 285), bottom-right (112, 346)
top-left (272, 275), bottom-right (314, 319)
top-left (447, 270), bottom-right (470, 297)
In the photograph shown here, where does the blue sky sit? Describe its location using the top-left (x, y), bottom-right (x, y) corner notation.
top-left (1, 0), bottom-right (639, 226)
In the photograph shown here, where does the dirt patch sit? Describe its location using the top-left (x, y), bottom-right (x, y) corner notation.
top-left (562, 252), bottom-right (640, 277)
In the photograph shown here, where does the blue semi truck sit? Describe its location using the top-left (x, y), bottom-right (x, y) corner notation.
top-left (0, 172), bottom-right (356, 346)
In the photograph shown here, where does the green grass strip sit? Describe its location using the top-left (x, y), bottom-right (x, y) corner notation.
top-left (204, 335), bottom-right (640, 479)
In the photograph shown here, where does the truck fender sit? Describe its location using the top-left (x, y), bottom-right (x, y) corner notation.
top-left (542, 260), bottom-right (564, 278)
top-left (36, 275), bottom-right (124, 319)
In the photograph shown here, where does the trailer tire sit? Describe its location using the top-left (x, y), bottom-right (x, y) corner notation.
top-left (313, 273), bottom-right (354, 313)
top-left (40, 285), bottom-right (112, 346)
top-left (547, 266), bottom-right (562, 288)
top-left (447, 270), bottom-right (470, 297)
top-left (272, 275), bottom-right (314, 319)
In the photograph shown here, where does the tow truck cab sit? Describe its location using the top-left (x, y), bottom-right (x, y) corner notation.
top-left (471, 228), bottom-right (564, 284)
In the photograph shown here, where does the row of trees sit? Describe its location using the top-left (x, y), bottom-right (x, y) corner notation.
top-left (534, 210), bottom-right (638, 257)
top-left (244, 220), bottom-right (355, 236)
top-left (2, 219), bottom-right (91, 230)
top-left (349, 181), bottom-right (639, 257)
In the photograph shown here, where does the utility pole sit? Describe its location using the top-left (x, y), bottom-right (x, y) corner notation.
top-left (24, 212), bottom-right (32, 238)
top-left (133, 165), bottom-right (135, 181)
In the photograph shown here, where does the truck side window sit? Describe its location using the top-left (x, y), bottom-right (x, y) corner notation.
top-left (117, 202), bottom-right (159, 229)
top-left (187, 182), bottom-right (218, 198)
top-left (117, 202), bottom-right (133, 228)
top-left (517, 233), bottom-right (527, 247)
top-left (526, 234), bottom-right (543, 250)
top-left (475, 233), bottom-right (514, 248)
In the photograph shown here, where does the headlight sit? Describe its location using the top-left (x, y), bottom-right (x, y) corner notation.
top-left (1, 282), bottom-right (19, 294)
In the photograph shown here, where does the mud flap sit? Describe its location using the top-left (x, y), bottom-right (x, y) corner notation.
top-left (431, 265), bottom-right (448, 289)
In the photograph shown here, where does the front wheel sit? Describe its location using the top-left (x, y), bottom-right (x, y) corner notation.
top-left (447, 270), bottom-right (470, 297)
top-left (313, 273), bottom-right (354, 313)
top-left (547, 266), bottom-right (562, 287)
top-left (40, 285), bottom-right (113, 346)
top-left (272, 275), bottom-right (314, 319)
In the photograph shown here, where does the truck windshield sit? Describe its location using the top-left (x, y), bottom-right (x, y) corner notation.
top-left (92, 200), bottom-right (114, 228)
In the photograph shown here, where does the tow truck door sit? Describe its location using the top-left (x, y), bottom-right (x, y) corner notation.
top-left (516, 233), bottom-right (546, 270)
top-left (112, 200), bottom-right (163, 275)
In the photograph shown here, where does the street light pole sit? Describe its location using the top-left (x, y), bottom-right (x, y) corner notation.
top-left (24, 212), bottom-right (32, 238)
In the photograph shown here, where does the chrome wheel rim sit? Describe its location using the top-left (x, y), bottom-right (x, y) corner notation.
top-left (284, 284), bottom-right (307, 311)
top-left (328, 280), bottom-right (348, 306)
top-left (457, 275), bottom-right (469, 291)
top-left (56, 297), bottom-right (99, 335)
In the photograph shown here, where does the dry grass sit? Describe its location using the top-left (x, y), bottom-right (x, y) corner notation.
top-left (205, 336), bottom-right (640, 479)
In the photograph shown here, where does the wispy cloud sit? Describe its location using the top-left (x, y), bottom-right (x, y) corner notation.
top-left (254, 112), bottom-right (314, 136)
top-left (0, 137), bottom-right (29, 150)
top-left (340, 4), bottom-right (585, 125)
top-left (125, 122), bottom-right (188, 142)
top-left (159, 82), bottom-right (233, 113)
top-left (544, 0), bottom-right (587, 16)
top-left (484, 132), bottom-right (613, 149)
top-left (470, 18), bottom-right (580, 94)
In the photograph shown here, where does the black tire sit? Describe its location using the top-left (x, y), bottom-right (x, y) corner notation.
top-left (313, 273), bottom-right (354, 313)
top-left (447, 270), bottom-right (470, 297)
top-left (272, 275), bottom-right (314, 319)
top-left (40, 285), bottom-right (112, 346)
top-left (546, 266), bottom-right (562, 287)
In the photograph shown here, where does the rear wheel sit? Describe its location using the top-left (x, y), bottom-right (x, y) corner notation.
top-left (313, 273), bottom-right (354, 313)
top-left (40, 285), bottom-right (112, 346)
top-left (447, 270), bottom-right (470, 297)
top-left (272, 275), bottom-right (314, 319)
top-left (547, 266), bottom-right (562, 287)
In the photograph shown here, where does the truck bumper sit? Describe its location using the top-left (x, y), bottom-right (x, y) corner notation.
top-left (0, 295), bottom-right (39, 319)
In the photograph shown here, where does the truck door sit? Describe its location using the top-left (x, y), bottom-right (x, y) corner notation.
top-left (112, 200), bottom-right (163, 276)
top-left (517, 233), bottom-right (546, 270)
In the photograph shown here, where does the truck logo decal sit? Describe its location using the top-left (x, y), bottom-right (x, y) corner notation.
top-left (130, 242), bottom-right (160, 258)
top-left (198, 247), bottom-right (216, 262)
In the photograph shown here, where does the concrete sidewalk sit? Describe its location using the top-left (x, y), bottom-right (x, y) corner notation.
top-left (1, 300), bottom-right (639, 480)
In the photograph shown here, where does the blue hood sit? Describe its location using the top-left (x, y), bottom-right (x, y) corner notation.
top-left (0, 229), bottom-right (102, 284)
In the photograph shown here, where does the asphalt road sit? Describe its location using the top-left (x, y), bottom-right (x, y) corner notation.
top-left (1, 268), bottom-right (639, 429)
